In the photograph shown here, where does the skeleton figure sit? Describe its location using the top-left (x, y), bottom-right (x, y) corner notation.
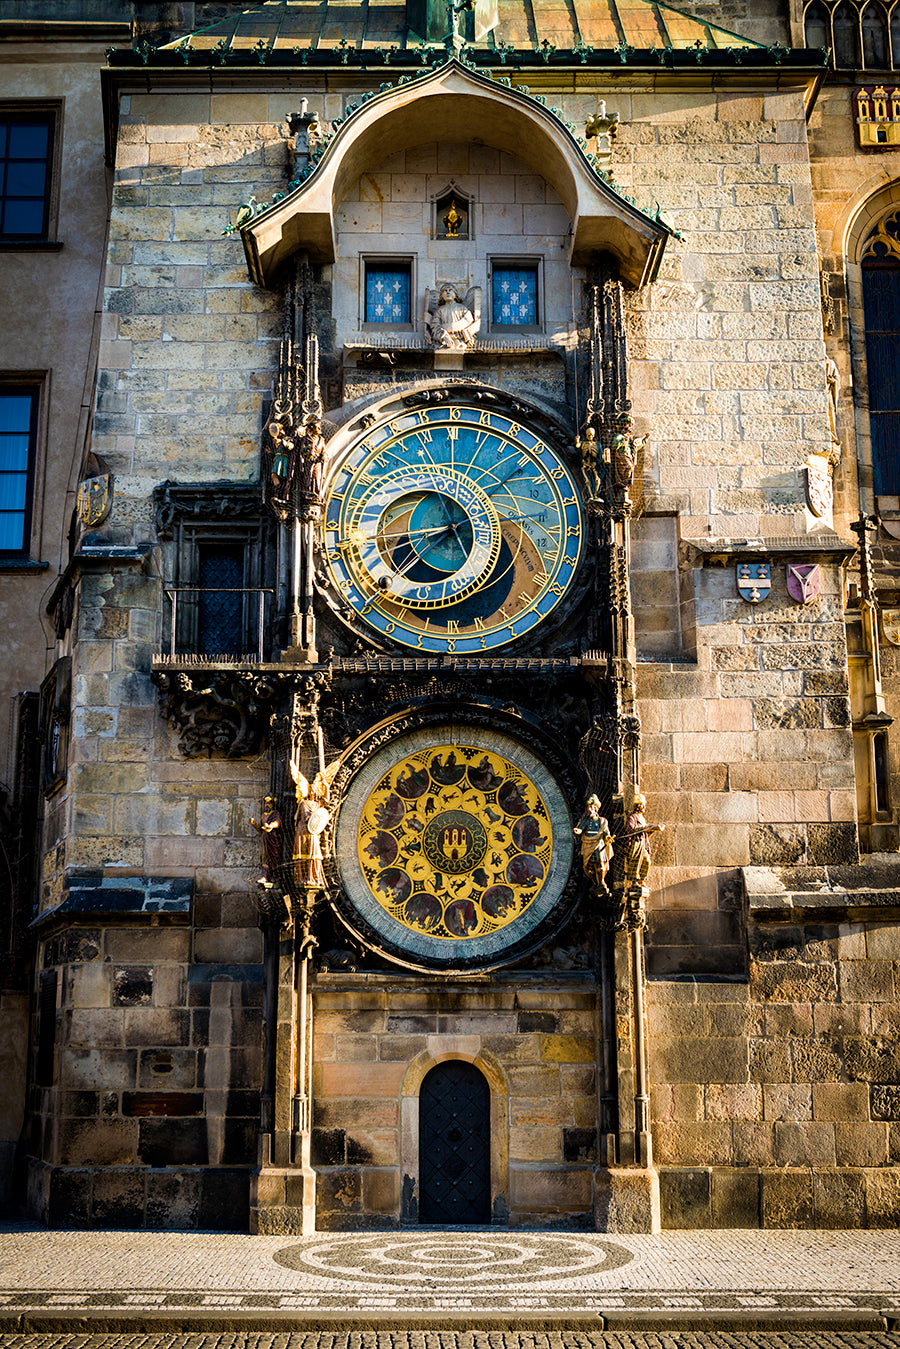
top-left (580, 425), bottom-right (602, 498)
top-left (424, 283), bottom-right (481, 350)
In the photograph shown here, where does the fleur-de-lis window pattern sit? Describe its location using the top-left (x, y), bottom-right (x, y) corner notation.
top-left (365, 265), bottom-right (411, 323)
top-left (491, 266), bottom-right (538, 325)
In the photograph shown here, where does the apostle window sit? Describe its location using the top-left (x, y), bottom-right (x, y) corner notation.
top-left (364, 260), bottom-right (412, 326)
top-left (0, 109), bottom-right (56, 240)
top-left (0, 387), bottom-right (37, 553)
top-left (490, 261), bottom-right (540, 330)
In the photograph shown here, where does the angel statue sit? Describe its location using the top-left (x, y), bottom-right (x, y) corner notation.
top-left (425, 282), bottom-right (481, 351)
top-left (289, 756), bottom-right (339, 889)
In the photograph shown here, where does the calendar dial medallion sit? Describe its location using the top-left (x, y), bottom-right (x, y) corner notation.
top-left (334, 725), bottom-right (575, 970)
top-left (322, 402), bottom-right (584, 653)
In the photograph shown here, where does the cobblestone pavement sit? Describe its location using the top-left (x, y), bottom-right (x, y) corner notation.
top-left (0, 1335), bottom-right (897, 1348)
top-left (1, 1226), bottom-right (899, 1331)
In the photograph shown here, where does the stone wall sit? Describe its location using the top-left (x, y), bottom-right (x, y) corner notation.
top-left (648, 910), bottom-right (900, 1229)
top-left (26, 916), bottom-right (262, 1229)
top-left (311, 980), bottom-right (598, 1230)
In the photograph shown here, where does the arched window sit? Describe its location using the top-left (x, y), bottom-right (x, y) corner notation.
top-left (890, 3), bottom-right (900, 64)
top-left (863, 1), bottom-right (889, 64)
top-left (862, 209), bottom-right (900, 494)
top-left (805, 0), bottom-right (830, 50)
top-left (834, 1), bottom-right (862, 65)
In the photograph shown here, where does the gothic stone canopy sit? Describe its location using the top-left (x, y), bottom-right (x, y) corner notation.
top-left (240, 60), bottom-right (672, 288)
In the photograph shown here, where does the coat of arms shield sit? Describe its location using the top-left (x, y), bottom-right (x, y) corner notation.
top-left (737, 561), bottom-right (770, 603)
top-left (786, 563), bottom-right (821, 605)
top-left (882, 610), bottom-right (900, 646)
top-left (75, 474), bottom-right (113, 528)
top-left (806, 464), bottom-right (833, 519)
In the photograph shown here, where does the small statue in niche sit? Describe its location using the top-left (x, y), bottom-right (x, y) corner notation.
top-left (579, 424), bottom-right (602, 498)
top-left (574, 794), bottom-right (614, 895)
top-left (611, 411), bottom-right (647, 494)
top-left (290, 760), bottom-right (331, 889)
top-left (267, 419), bottom-right (298, 500)
top-left (250, 795), bottom-right (284, 884)
top-left (425, 283), bottom-right (481, 351)
top-left (443, 198), bottom-right (462, 237)
top-left (825, 356), bottom-right (842, 467)
top-left (297, 416), bottom-right (326, 504)
top-left (624, 792), bottom-right (664, 892)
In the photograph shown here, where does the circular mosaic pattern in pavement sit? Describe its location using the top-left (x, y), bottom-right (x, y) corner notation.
top-left (273, 1232), bottom-right (634, 1286)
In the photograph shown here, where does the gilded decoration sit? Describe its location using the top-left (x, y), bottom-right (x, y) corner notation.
top-left (355, 742), bottom-right (552, 941)
top-left (333, 722), bottom-right (575, 969)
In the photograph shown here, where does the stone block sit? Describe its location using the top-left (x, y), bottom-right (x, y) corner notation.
top-left (320, 1061), bottom-right (407, 1098)
top-left (145, 1169), bottom-right (201, 1229)
top-left (199, 1168), bottom-right (249, 1231)
top-left (652, 1036), bottom-right (748, 1085)
top-left (594, 1166), bottom-right (660, 1233)
top-left (840, 959), bottom-right (895, 1003)
top-left (865, 1168), bottom-right (900, 1226)
top-left (59, 1119), bottom-right (137, 1166)
top-left (362, 1168), bottom-right (400, 1215)
top-left (834, 1121), bottom-right (889, 1167)
top-left (763, 1084), bottom-right (811, 1121)
top-left (705, 1083), bottom-right (761, 1120)
top-left (540, 1033), bottom-right (593, 1063)
top-left (509, 1165), bottom-right (592, 1210)
top-left (813, 1168), bottom-right (866, 1229)
top-left (774, 1122), bottom-right (835, 1166)
top-left (510, 1125), bottom-right (561, 1161)
top-left (659, 1166), bottom-right (711, 1228)
top-left (317, 1169), bottom-right (362, 1216)
top-left (652, 1120), bottom-right (733, 1165)
top-left (139, 1117), bottom-right (208, 1166)
top-left (761, 1168), bottom-right (813, 1227)
top-left (711, 1167), bottom-right (760, 1228)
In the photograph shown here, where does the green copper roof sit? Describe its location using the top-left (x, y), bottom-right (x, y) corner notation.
top-left (159, 0), bottom-right (763, 57)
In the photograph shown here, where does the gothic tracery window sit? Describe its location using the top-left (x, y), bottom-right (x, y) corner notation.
top-left (834, 1), bottom-right (862, 66)
top-left (863, 1), bottom-right (889, 65)
top-left (862, 209), bottom-right (900, 494)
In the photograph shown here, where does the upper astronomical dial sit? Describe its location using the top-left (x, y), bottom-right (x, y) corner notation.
top-left (322, 403), bottom-right (584, 653)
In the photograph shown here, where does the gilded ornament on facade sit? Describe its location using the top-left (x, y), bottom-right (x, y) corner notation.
top-left (854, 85), bottom-right (900, 148)
top-left (76, 473), bottom-right (113, 528)
top-left (882, 609), bottom-right (900, 646)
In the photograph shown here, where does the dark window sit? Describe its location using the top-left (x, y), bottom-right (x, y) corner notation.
top-left (0, 114), bottom-right (53, 239)
top-left (197, 542), bottom-right (246, 656)
top-left (874, 730), bottom-right (891, 812)
top-left (0, 388), bottom-right (36, 552)
top-left (365, 262), bottom-right (411, 324)
top-left (804, 1), bottom-right (829, 49)
top-left (833, 2), bottom-right (861, 66)
top-left (863, 2), bottom-right (888, 65)
top-left (491, 263), bottom-right (539, 327)
top-left (862, 214), bottom-right (900, 493)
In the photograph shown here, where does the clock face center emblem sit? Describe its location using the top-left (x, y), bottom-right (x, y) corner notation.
top-left (422, 809), bottom-right (488, 875)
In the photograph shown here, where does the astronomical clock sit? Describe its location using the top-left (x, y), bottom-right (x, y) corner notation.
top-left (316, 393), bottom-right (591, 971)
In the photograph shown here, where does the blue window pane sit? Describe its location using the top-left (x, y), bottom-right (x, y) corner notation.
top-left (0, 513), bottom-right (25, 551)
top-left (8, 123), bottom-right (49, 157)
top-left (0, 395), bottom-right (32, 434)
top-left (6, 161), bottom-right (46, 196)
top-left (366, 266), bottom-right (411, 323)
top-left (0, 474), bottom-right (27, 512)
top-left (0, 127), bottom-right (5, 156)
top-left (492, 267), bottom-right (538, 325)
top-left (2, 199), bottom-right (44, 235)
top-left (0, 436), bottom-right (30, 471)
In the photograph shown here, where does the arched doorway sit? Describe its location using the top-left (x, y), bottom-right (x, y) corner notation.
top-left (418, 1060), bottom-right (491, 1224)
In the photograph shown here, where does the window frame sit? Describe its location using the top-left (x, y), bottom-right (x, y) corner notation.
top-left (175, 524), bottom-right (265, 659)
top-left (0, 378), bottom-right (42, 559)
top-left (488, 256), bottom-right (543, 334)
top-left (361, 255), bottom-right (415, 331)
top-left (0, 101), bottom-right (62, 248)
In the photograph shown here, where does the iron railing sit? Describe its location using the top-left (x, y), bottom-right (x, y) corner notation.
top-left (163, 586), bottom-right (274, 662)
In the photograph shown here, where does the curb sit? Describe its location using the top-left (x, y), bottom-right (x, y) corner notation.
top-left (0, 1308), bottom-right (892, 1334)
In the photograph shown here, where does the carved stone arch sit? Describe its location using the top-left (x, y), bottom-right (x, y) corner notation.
top-left (400, 1046), bottom-right (509, 1225)
top-left (241, 60), bottom-right (670, 289)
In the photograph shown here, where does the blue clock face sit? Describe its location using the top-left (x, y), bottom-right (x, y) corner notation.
top-left (322, 402), bottom-right (584, 653)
